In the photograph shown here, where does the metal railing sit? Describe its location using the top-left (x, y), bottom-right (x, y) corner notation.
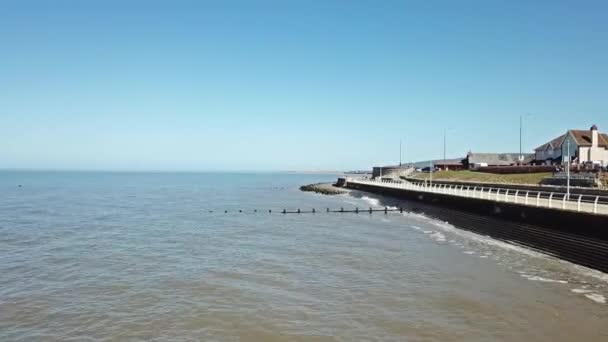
top-left (347, 177), bottom-right (608, 216)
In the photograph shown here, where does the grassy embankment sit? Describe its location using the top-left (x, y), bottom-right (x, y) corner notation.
top-left (407, 170), bottom-right (552, 185)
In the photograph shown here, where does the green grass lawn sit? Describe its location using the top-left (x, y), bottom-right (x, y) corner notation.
top-left (407, 170), bottom-right (552, 185)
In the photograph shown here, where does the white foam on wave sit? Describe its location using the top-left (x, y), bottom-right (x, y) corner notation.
top-left (401, 206), bottom-right (608, 293)
top-left (429, 231), bottom-right (446, 242)
top-left (423, 230), bottom-right (433, 234)
top-left (584, 293), bottom-right (606, 304)
top-left (410, 225), bottom-right (422, 231)
top-left (423, 217), bottom-right (548, 259)
top-left (569, 264), bottom-right (608, 284)
top-left (358, 195), bottom-right (399, 210)
top-left (360, 196), bottom-right (380, 207)
top-left (519, 274), bottom-right (568, 284)
top-left (571, 288), bottom-right (593, 294)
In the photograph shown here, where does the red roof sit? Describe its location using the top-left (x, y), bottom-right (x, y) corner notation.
top-left (567, 130), bottom-right (608, 147)
top-left (536, 129), bottom-right (608, 151)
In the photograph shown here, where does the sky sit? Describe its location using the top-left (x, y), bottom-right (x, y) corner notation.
top-left (1, 0), bottom-right (606, 171)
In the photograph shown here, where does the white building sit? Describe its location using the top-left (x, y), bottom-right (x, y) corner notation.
top-left (535, 125), bottom-right (608, 166)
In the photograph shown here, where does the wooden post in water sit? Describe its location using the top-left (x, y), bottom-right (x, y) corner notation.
top-left (355, 207), bottom-right (359, 213)
top-left (340, 207), bottom-right (344, 213)
top-left (282, 209), bottom-right (286, 214)
top-left (297, 209), bottom-right (301, 214)
top-left (384, 207), bottom-right (388, 214)
top-left (369, 207), bottom-right (372, 214)
top-left (312, 208), bottom-right (316, 213)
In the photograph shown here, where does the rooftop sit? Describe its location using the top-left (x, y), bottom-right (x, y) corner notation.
top-left (467, 153), bottom-right (534, 165)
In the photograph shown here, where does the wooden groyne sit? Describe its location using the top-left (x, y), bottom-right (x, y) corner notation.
top-left (204, 207), bottom-right (402, 214)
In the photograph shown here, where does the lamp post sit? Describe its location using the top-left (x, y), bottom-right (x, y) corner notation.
top-left (443, 129), bottom-right (447, 169)
top-left (566, 139), bottom-right (570, 199)
top-left (429, 160), bottom-right (433, 187)
top-left (399, 139), bottom-right (402, 167)
top-left (519, 114), bottom-right (532, 163)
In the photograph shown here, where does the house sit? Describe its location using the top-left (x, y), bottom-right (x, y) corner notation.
top-left (534, 125), bottom-right (608, 166)
top-left (534, 134), bottom-right (565, 165)
top-left (463, 152), bottom-right (534, 170)
top-left (434, 158), bottom-right (465, 171)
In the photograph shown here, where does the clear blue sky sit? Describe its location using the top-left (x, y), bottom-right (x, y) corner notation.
top-left (1, 0), bottom-right (606, 171)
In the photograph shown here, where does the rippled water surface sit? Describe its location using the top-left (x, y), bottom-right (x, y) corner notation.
top-left (1, 171), bottom-right (607, 341)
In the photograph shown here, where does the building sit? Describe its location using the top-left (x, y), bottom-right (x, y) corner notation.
top-left (463, 152), bottom-right (534, 170)
top-left (434, 158), bottom-right (465, 171)
top-left (534, 134), bottom-right (566, 165)
top-left (534, 125), bottom-right (608, 166)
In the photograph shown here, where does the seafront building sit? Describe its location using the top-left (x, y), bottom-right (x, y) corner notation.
top-left (373, 124), bottom-right (608, 177)
top-left (535, 125), bottom-right (608, 166)
top-left (463, 152), bottom-right (534, 169)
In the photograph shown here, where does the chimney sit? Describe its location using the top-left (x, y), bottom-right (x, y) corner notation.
top-left (591, 124), bottom-right (598, 147)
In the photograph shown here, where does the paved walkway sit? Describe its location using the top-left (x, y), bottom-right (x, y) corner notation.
top-left (348, 178), bottom-right (608, 216)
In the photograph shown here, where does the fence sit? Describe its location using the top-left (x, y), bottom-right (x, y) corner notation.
top-left (347, 178), bottom-right (608, 215)
top-left (476, 165), bottom-right (556, 174)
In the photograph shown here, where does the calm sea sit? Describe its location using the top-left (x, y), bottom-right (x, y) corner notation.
top-left (1, 171), bottom-right (607, 341)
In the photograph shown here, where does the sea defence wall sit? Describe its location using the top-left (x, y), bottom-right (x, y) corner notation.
top-left (346, 179), bottom-right (608, 273)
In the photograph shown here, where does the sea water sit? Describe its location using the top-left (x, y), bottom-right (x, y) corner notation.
top-left (1, 171), bottom-right (607, 341)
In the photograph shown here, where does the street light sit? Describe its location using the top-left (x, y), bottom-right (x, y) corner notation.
top-left (443, 129), bottom-right (447, 167)
top-left (566, 139), bottom-right (571, 199)
top-left (520, 113), bottom-right (532, 163)
top-left (443, 128), bottom-right (455, 170)
top-left (399, 139), bottom-right (402, 167)
top-left (429, 160), bottom-right (433, 186)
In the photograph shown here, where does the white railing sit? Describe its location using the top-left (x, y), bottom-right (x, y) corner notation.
top-left (346, 177), bottom-right (608, 216)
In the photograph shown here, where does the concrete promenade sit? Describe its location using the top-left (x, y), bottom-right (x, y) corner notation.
top-left (347, 178), bottom-right (608, 216)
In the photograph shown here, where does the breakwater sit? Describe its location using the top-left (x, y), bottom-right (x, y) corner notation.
top-left (299, 182), bottom-right (347, 195)
top-left (346, 179), bottom-right (608, 273)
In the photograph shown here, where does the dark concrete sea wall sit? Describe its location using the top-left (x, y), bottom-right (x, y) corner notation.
top-left (347, 182), bottom-right (608, 273)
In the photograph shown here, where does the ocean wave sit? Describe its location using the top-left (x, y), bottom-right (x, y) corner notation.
top-left (519, 274), bottom-right (568, 284)
top-left (584, 293), bottom-right (606, 304)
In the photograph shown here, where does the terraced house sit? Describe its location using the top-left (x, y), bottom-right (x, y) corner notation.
top-left (535, 125), bottom-right (608, 166)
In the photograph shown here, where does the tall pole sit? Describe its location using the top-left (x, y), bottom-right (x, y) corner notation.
top-left (429, 160), bottom-right (433, 187)
top-left (519, 115), bottom-right (523, 163)
top-left (519, 113), bottom-right (532, 164)
top-left (566, 139), bottom-right (570, 199)
top-left (399, 140), bottom-right (402, 166)
top-left (443, 129), bottom-right (446, 169)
